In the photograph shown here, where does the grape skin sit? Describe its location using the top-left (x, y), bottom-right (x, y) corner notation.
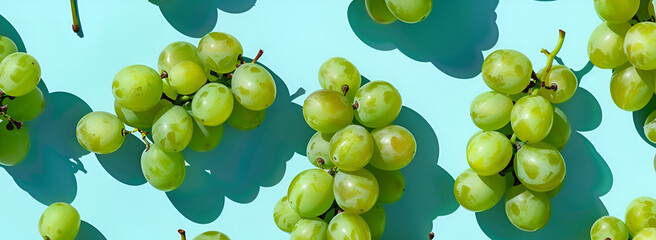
top-left (625, 196), bottom-right (656, 236)
top-left (302, 89), bottom-right (354, 133)
top-left (510, 95), bottom-right (554, 143)
top-left (111, 65), bottom-right (163, 112)
top-left (192, 83), bottom-right (234, 127)
top-left (334, 168), bottom-right (380, 214)
top-left (38, 202), bottom-right (80, 240)
top-left (593, 0), bottom-right (640, 23)
top-left (5, 86), bottom-right (45, 121)
top-left (169, 61), bottom-right (207, 95)
top-left (542, 107), bottom-right (571, 151)
top-left (290, 219), bottom-right (328, 240)
top-left (114, 99), bottom-right (172, 129)
top-left (470, 91), bottom-right (513, 131)
top-left (158, 41), bottom-right (203, 76)
top-left (644, 109), bottom-right (656, 143)
top-left (481, 49), bottom-right (533, 95)
top-left (306, 132), bottom-right (335, 169)
top-left (152, 105), bottom-right (194, 152)
top-left (454, 168), bottom-right (505, 212)
top-left (273, 195), bottom-right (303, 233)
top-left (75, 111), bottom-right (125, 154)
top-left (634, 227), bottom-right (656, 240)
top-left (365, 0), bottom-right (398, 24)
top-left (188, 117), bottom-right (223, 152)
top-left (140, 144), bottom-right (186, 192)
top-left (466, 131), bottom-right (513, 176)
top-left (361, 203), bottom-right (386, 239)
top-left (318, 57), bottom-right (361, 101)
top-left (384, 0), bottom-right (432, 23)
top-left (537, 65), bottom-right (578, 103)
top-left (231, 63), bottom-right (277, 111)
top-left (610, 63), bottom-right (654, 111)
top-left (0, 120), bottom-right (30, 166)
top-left (514, 142), bottom-right (566, 192)
top-left (354, 81), bottom-right (402, 128)
top-left (192, 231), bottom-right (231, 240)
top-left (624, 22), bottom-right (656, 70)
top-left (366, 165), bottom-right (405, 204)
top-left (369, 125), bottom-right (416, 171)
top-left (587, 21), bottom-right (631, 69)
top-left (505, 185), bottom-right (551, 232)
top-left (330, 125), bottom-right (375, 171)
top-left (0, 35), bottom-right (17, 62)
top-left (226, 100), bottom-right (266, 131)
top-left (287, 169), bottom-right (335, 218)
top-left (198, 32), bottom-right (243, 74)
top-left (327, 212), bottom-right (372, 240)
top-left (590, 216), bottom-right (629, 240)
top-left (0, 52), bottom-right (41, 97)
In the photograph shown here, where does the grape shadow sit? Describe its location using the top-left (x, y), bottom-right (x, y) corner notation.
top-left (75, 220), bottom-right (107, 240)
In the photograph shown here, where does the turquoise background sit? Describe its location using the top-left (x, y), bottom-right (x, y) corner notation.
top-left (1, 0), bottom-right (655, 239)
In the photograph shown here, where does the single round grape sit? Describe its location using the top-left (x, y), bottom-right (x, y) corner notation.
top-left (625, 22), bottom-right (656, 70)
top-left (466, 131), bottom-right (484, 150)
top-left (588, 21), bottom-right (631, 69)
top-left (511, 95), bottom-right (554, 143)
top-left (366, 0), bottom-right (398, 24)
top-left (318, 57), bottom-right (361, 101)
top-left (303, 89), bottom-right (354, 133)
top-left (273, 195), bottom-right (303, 233)
top-left (366, 166), bottom-right (405, 204)
top-left (353, 81), bottom-right (402, 128)
top-left (384, 0), bottom-right (432, 23)
top-left (466, 131), bottom-right (513, 176)
top-left (158, 41), bottom-right (203, 76)
top-left (470, 91), bottom-right (513, 130)
top-left (594, 0), bottom-right (640, 23)
top-left (454, 168), bottom-right (506, 212)
top-left (198, 32), bottom-right (243, 74)
top-left (334, 168), bottom-right (379, 214)
top-left (537, 65), bottom-right (578, 103)
top-left (634, 227), bottom-right (656, 240)
top-left (76, 111), bottom-right (125, 154)
top-left (505, 185), bottom-right (551, 232)
top-left (188, 117), bottom-right (223, 152)
top-left (327, 212), bottom-right (372, 240)
top-left (0, 120), bottom-right (30, 166)
top-left (515, 142), bottom-right (566, 192)
top-left (361, 203), bottom-right (386, 240)
top-left (330, 125), bottom-right (375, 171)
top-left (481, 50), bottom-right (532, 95)
top-left (231, 63), bottom-right (276, 111)
top-left (644, 109), bottom-right (656, 143)
top-left (169, 61), bottom-right (207, 95)
top-left (5, 87), bottom-right (45, 121)
top-left (290, 219), bottom-right (328, 240)
top-left (369, 125), bottom-right (416, 171)
top-left (112, 65), bottom-right (163, 111)
top-left (38, 202), bottom-right (80, 240)
top-left (192, 231), bottom-right (231, 240)
top-left (153, 106), bottom-right (194, 152)
top-left (590, 216), bottom-right (630, 240)
top-left (114, 99), bottom-right (172, 129)
top-left (542, 107), bottom-right (571, 151)
top-left (141, 144), bottom-right (186, 192)
top-left (226, 100), bottom-right (266, 131)
top-left (288, 169), bottom-right (335, 218)
top-left (0, 52), bottom-right (41, 97)
top-left (192, 83), bottom-right (234, 126)
top-left (307, 132), bottom-right (335, 168)
top-left (625, 196), bottom-right (656, 236)
top-left (0, 35), bottom-right (18, 62)
top-left (610, 63), bottom-right (654, 111)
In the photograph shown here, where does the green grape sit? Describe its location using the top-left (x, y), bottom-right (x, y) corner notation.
top-left (141, 144), bottom-right (186, 191)
top-left (610, 63), bottom-right (654, 111)
top-left (169, 61), bottom-right (207, 95)
top-left (466, 131), bottom-right (513, 176)
top-left (625, 22), bottom-right (656, 70)
top-left (470, 91), bottom-right (513, 130)
top-left (288, 169), bottom-right (335, 218)
top-left (594, 0), bottom-right (640, 23)
top-left (152, 106), bottom-right (194, 152)
top-left (334, 168), bottom-right (379, 214)
top-left (644, 109), bottom-right (656, 143)
top-left (192, 231), bottom-right (231, 240)
top-left (231, 63), bottom-right (276, 111)
top-left (38, 202), bottom-right (80, 240)
top-left (198, 32), bottom-right (243, 74)
top-left (303, 89), bottom-right (354, 133)
top-left (290, 219), bottom-right (328, 240)
top-left (327, 212), bottom-right (372, 240)
top-left (365, 0), bottom-right (398, 24)
top-left (481, 50), bottom-right (532, 95)
top-left (588, 21), bottom-right (631, 69)
top-left (114, 99), bottom-right (172, 129)
top-left (0, 35), bottom-right (17, 62)
top-left (5, 87), bottom-right (45, 121)
top-left (318, 57), bottom-right (361, 101)
top-left (511, 95), bottom-right (554, 143)
top-left (537, 65), bottom-right (578, 103)
top-left (0, 52), bottom-right (40, 97)
top-left (453, 168), bottom-right (506, 212)
top-left (384, 0), bottom-right (432, 23)
top-left (369, 125), bottom-right (416, 171)
top-left (466, 131), bottom-right (484, 150)
top-left (634, 227), bottom-right (656, 240)
top-left (514, 142), bottom-right (566, 192)
top-left (353, 81), bottom-right (402, 128)
top-left (226, 99), bottom-right (266, 131)
top-left (361, 203), bottom-right (386, 240)
top-left (307, 132), bottom-right (335, 168)
top-left (625, 196), bottom-right (656, 236)
top-left (188, 117), bottom-right (223, 152)
top-left (273, 195), bottom-right (303, 233)
top-left (505, 184), bottom-right (551, 232)
top-left (590, 216), bottom-right (630, 240)
top-left (158, 41), bottom-right (203, 77)
top-left (0, 120), bottom-right (30, 166)
top-left (542, 107), bottom-right (571, 151)
top-left (366, 166), bottom-right (405, 204)
top-left (112, 65), bottom-right (163, 111)
top-left (75, 111), bottom-right (125, 154)
top-left (162, 78), bottom-right (178, 100)
top-left (330, 125), bottom-right (375, 171)
top-left (192, 83), bottom-right (234, 126)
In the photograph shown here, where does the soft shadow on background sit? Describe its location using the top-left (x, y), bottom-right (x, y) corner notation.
top-left (75, 221), bottom-right (106, 240)
top-left (347, 0), bottom-right (499, 79)
top-left (633, 98), bottom-right (656, 148)
top-left (149, 0), bottom-right (256, 37)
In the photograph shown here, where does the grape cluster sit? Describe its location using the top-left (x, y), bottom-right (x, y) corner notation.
top-left (273, 57), bottom-right (416, 240)
top-left (363, 0), bottom-right (432, 24)
top-left (590, 196), bottom-right (656, 240)
top-left (455, 30), bottom-right (578, 232)
top-left (38, 202), bottom-right (80, 240)
top-left (0, 35), bottom-right (45, 167)
top-left (75, 32), bottom-right (276, 192)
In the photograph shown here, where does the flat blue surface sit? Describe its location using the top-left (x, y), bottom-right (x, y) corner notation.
top-left (1, 0), bottom-right (655, 239)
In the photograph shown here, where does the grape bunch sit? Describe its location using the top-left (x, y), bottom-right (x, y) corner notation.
top-left (38, 202), bottom-right (81, 240)
top-left (590, 196), bottom-right (656, 240)
top-left (178, 229), bottom-right (231, 240)
top-left (0, 35), bottom-right (46, 167)
top-left (76, 32), bottom-right (276, 192)
top-left (455, 30), bottom-right (577, 232)
top-left (363, 0), bottom-right (432, 24)
top-left (273, 57), bottom-right (415, 240)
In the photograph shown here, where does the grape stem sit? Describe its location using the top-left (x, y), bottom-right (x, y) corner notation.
top-left (122, 128), bottom-right (151, 151)
top-left (251, 49), bottom-right (264, 63)
top-left (532, 30), bottom-right (566, 96)
top-left (429, 232), bottom-right (435, 240)
top-left (178, 229), bottom-right (186, 240)
top-left (0, 106), bottom-right (23, 131)
top-left (44, 236), bottom-right (50, 240)
top-left (326, 166), bottom-right (339, 177)
top-left (70, 0), bottom-right (80, 33)
top-left (161, 70), bottom-right (169, 79)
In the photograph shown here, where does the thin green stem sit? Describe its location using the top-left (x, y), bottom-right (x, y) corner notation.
top-left (70, 0), bottom-right (80, 32)
top-left (122, 128), bottom-right (151, 151)
top-left (538, 30), bottom-right (566, 88)
top-left (510, 133), bottom-right (517, 144)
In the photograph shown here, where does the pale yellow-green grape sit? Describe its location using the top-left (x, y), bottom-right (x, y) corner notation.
top-left (318, 57), bottom-right (361, 101)
top-left (481, 50), bottom-right (532, 95)
top-left (515, 142), bottom-right (566, 192)
top-left (610, 63), bottom-right (654, 111)
top-left (75, 111), bottom-right (125, 154)
top-left (306, 132), bottom-right (335, 168)
top-left (226, 99), bottom-right (265, 131)
top-left (5, 87), bottom-right (45, 121)
top-left (587, 21), bottom-right (631, 69)
top-left (369, 125), bottom-right (416, 171)
top-left (0, 52), bottom-right (40, 97)
top-left (188, 117), bottom-right (223, 152)
top-left (140, 144), bottom-right (186, 191)
top-left (625, 22), bottom-right (656, 70)
top-left (273, 195), bottom-right (303, 233)
top-left (158, 41), bottom-right (203, 77)
top-left (470, 91), bottom-right (513, 130)
top-left (162, 78), bottom-right (178, 100)
top-left (152, 106), bottom-right (194, 152)
top-left (644, 109), bottom-right (656, 143)
top-left (384, 0), bottom-right (432, 23)
top-left (288, 169), bottom-right (335, 217)
top-left (290, 219), bottom-right (328, 240)
top-left (361, 203), bottom-right (386, 240)
top-left (0, 35), bottom-right (17, 62)
top-left (594, 0), bottom-right (640, 23)
top-left (192, 231), bottom-right (231, 240)
top-left (542, 107), bottom-right (571, 151)
top-left (330, 125), bottom-right (375, 171)
top-left (303, 89), bottom-right (354, 133)
top-left (634, 227), bottom-right (656, 240)
top-left (625, 196), bottom-right (656, 236)
top-left (231, 63), bottom-right (277, 111)
top-left (590, 216), bottom-right (630, 240)
top-left (192, 83), bottom-right (234, 126)
top-left (0, 120), bottom-right (30, 166)
top-left (168, 61), bottom-right (207, 95)
top-left (38, 202), bottom-right (80, 240)
top-left (112, 65), bottom-right (163, 111)
top-left (466, 131), bottom-right (484, 150)
top-left (454, 168), bottom-right (505, 212)
top-left (545, 181), bottom-right (563, 199)
top-left (537, 65), bottom-right (578, 103)
top-left (365, 0), bottom-right (397, 24)
top-left (510, 95), bottom-right (554, 143)
top-left (334, 168), bottom-right (379, 214)
top-left (505, 185), bottom-right (551, 232)
top-left (198, 32), bottom-right (243, 74)
top-left (327, 212), bottom-right (372, 240)
top-left (114, 99), bottom-right (172, 129)
top-left (353, 81), bottom-right (402, 128)
top-left (366, 165), bottom-right (405, 204)
top-left (466, 131), bottom-right (513, 176)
